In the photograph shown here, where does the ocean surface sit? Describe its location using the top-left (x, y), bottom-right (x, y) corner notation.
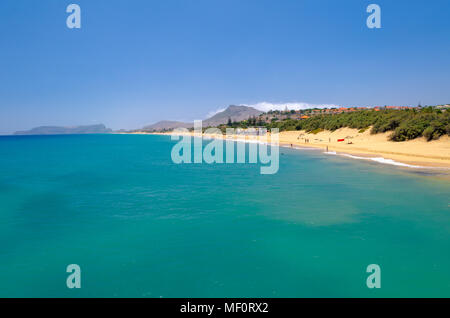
top-left (0, 134), bottom-right (449, 297)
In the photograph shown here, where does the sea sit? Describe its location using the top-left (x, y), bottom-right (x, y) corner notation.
top-left (0, 134), bottom-right (449, 297)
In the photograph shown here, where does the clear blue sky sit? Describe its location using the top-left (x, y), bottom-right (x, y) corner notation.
top-left (1, 0), bottom-right (449, 134)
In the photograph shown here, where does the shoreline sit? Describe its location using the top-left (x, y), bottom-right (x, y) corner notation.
top-left (121, 129), bottom-right (450, 172)
top-left (277, 129), bottom-right (450, 170)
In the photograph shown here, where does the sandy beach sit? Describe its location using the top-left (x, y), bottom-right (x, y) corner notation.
top-left (136, 127), bottom-right (450, 170)
top-left (277, 128), bottom-right (450, 169)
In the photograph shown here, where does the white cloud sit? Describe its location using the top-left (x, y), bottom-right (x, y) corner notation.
top-left (241, 102), bottom-right (340, 112)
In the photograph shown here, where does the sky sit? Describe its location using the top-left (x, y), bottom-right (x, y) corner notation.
top-left (0, 0), bottom-right (449, 134)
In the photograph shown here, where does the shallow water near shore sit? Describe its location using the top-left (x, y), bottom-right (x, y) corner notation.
top-left (0, 134), bottom-right (449, 297)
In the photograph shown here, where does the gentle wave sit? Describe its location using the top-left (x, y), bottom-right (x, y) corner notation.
top-left (324, 151), bottom-right (424, 168)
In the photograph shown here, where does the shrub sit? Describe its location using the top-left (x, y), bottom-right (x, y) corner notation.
top-left (310, 128), bottom-right (324, 134)
top-left (358, 127), bottom-right (368, 133)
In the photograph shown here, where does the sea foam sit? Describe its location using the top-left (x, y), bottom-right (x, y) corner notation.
top-left (324, 151), bottom-right (424, 168)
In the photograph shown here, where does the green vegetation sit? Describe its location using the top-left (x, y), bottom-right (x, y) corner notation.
top-left (358, 127), bottom-right (369, 133)
top-left (310, 128), bottom-right (324, 134)
top-left (247, 108), bottom-right (449, 142)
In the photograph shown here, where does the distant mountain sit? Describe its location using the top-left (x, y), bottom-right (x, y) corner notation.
top-left (142, 120), bottom-right (193, 131)
top-left (141, 105), bottom-right (263, 131)
top-left (14, 124), bottom-right (112, 135)
top-left (203, 105), bottom-right (263, 127)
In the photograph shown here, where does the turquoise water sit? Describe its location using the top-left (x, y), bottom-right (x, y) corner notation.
top-left (0, 134), bottom-right (449, 297)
